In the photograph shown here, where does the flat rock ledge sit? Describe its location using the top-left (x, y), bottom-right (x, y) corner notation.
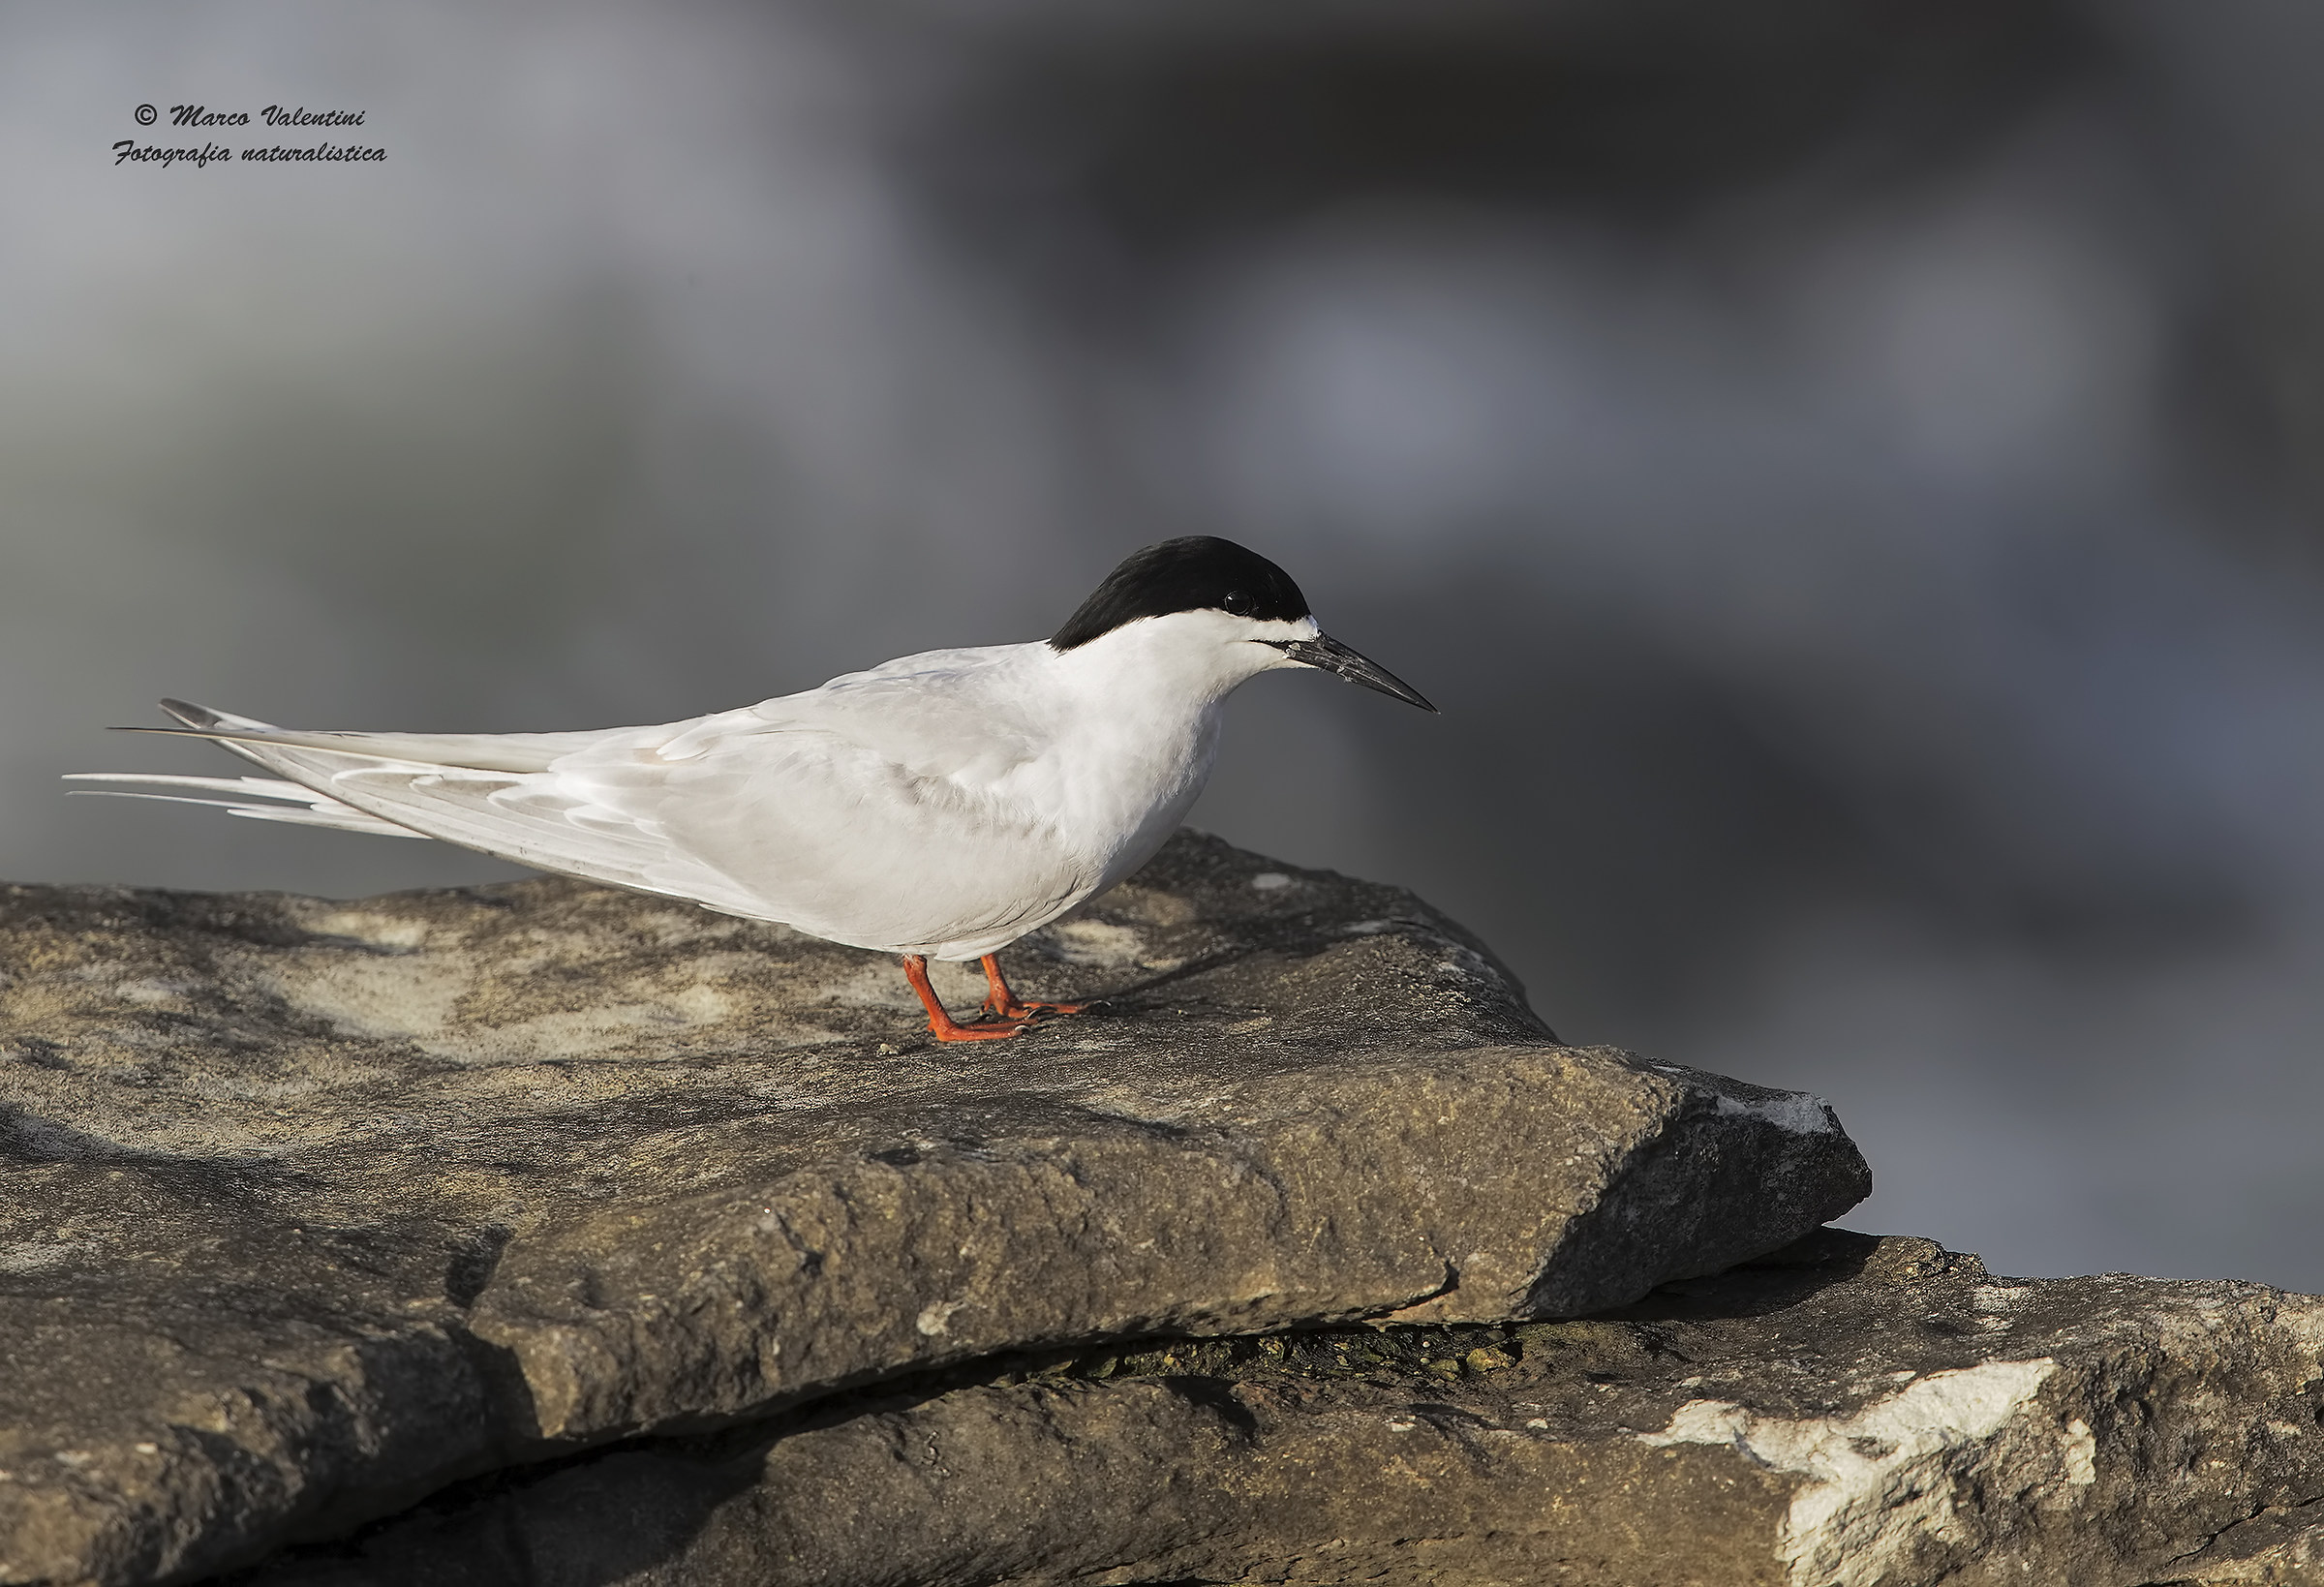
top-left (235, 1231), bottom-right (2324, 1587)
top-left (0, 833), bottom-right (1868, 1586)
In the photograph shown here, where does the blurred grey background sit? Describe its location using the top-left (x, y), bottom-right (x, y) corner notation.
top-left (7, 0), bottom-right (2323, 1287)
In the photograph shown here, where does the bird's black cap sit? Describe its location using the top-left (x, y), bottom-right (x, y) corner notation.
top-left (1050, 536), bottom-right (1311, 651)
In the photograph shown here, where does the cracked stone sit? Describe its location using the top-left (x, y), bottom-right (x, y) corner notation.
top-left (0, 832), bottom-right (1867, 1585)
top-left (239, 1232), bottom-right (2324, 1587)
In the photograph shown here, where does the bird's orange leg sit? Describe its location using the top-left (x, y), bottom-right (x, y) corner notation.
top-left (902, 954), bottom-right (1027, 1043)
top-left (980, 954), bottom-right (1087, 1022)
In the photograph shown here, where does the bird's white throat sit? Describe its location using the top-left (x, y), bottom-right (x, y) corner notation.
top-left (1047, 608), bottom-right (1321, 714)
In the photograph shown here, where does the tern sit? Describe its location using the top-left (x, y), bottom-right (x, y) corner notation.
top-left (69, 536), bottom-right (1434, 1042)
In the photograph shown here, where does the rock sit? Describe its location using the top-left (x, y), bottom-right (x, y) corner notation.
top-left (240, 1231), bottom-right (2324, 1587)
top-left (0, 832), bottom-right (1868, 1586)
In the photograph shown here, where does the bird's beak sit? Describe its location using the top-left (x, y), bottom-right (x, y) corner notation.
top-left (1266, 633), bottom-right (1438, 713)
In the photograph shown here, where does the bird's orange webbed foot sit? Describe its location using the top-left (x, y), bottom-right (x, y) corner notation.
top-left (978, 954), bottom-right (1088, 1022)
top-left (902, 954), bottom-right (1030, 1043)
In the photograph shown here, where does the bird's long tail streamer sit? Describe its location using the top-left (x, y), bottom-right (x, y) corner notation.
top-left (62, 773), bottom-right (427, 838)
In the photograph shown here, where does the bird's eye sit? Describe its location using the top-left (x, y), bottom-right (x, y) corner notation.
top-left (1222, 590), bottom-right (1254, 616)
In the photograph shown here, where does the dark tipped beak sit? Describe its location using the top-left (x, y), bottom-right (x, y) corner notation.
top-left (1266, 633), bottom-right (1438, 713)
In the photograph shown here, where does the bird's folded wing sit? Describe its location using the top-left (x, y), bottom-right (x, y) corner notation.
top-left (85, 688), bottom-right (1076, 948)
top-left (109, 700), bottom-right (782, 916)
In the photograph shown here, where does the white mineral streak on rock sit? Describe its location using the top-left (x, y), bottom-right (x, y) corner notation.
top-left (1714, 1090), bottom-right (1840, 1135)
top-left (256, 952), bottom-right (470, 1044)
top-left (258, 948), bottom-right (754, 1058)
top-left (2062, 1418), bottom-right (2097, 1485)
top-left (915, 1299), bottom-right (967, 1336)
top-left (299, 909), bottom-right (434, 950)
top-left (1639, 1358), bottom-right (2057, 1587)
top-left (0, 1241), bottom-right (93, 1274)
top-left (1972, 1281), bottom-right (2033, 1331)
top-left (2272, 1296), bottom-right (2324, 1358)
top-left (1432, 944), bottom-right (1496, 982)
top-left (1038, 919), bottom-right (1153, 968)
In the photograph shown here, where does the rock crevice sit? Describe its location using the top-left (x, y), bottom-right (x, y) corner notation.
top-left (241, 1234), bottom-right (2324, 1587)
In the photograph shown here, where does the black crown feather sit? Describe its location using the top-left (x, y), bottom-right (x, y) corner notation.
top-left (1050, 536), bottom-right (1310, 651)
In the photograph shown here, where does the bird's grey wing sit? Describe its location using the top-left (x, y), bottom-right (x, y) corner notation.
top-left (744, 646), bottom-right (1056, 782)
top-left (87, 677), bottom-right (1090, 949)
top-left (574, 742), bottom-right (1073, 950)
top-left (578, 661), bottom-right (1092, 949)
top-left (104, 700), bottom-right (781, 915)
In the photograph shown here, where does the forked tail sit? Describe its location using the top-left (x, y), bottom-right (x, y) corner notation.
top-left (65, 701), bottom-right (431, 838)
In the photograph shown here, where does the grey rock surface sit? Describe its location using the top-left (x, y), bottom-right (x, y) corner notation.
top-left (243, 1231), bottom-right (2324, 1587)
top-left (0, 832), bottom-right (1869, 1586)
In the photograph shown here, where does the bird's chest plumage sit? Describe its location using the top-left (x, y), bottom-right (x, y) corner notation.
top-left (1033, 703), bottom-right (1219, 877)
top-left (934, 701), bottom-right (1218, 951)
